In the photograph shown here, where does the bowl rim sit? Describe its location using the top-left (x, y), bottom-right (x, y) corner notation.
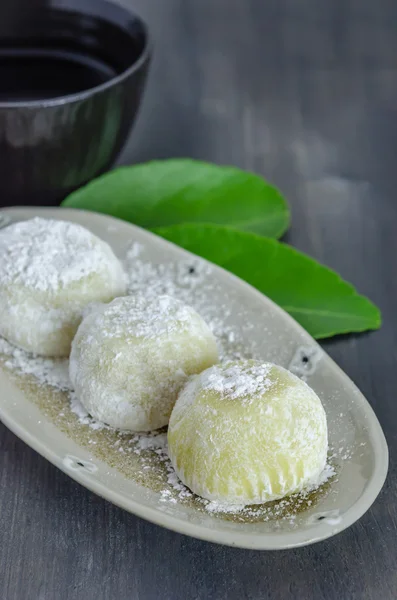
top-left (0, 0), bottom-right (152, 110)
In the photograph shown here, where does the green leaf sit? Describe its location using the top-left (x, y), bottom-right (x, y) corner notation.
top-left (62, 159), bottom-right (289, 238)
top-left (153, 223), bottom-right (381, 339)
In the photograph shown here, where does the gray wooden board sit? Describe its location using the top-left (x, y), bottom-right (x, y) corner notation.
top-left (1, 0), bottom-right (397, 598)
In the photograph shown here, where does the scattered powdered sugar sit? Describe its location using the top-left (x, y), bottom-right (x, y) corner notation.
top-left (0, 337), bottom-right (70, 391)
top-left (201, 361), bottom-right (273, 401)
top-left (69, 393), bottom-right (106, 430)
top-left (0, 238), bottom-right (339, 522)
top-left (135, 432), bottom-right (168, 451)
top-left (124, 251), bottom-right (244, 360)
top-left (0, 217), bottom-right (111, 291)
top-left (165, 469), bottom-right (193, 500)
top-left (205, 501), bottom-right (246, 514)
top-left (314, 463), bottom-right (336, 486)
top-left (85, 294), bottom-right (205, 341)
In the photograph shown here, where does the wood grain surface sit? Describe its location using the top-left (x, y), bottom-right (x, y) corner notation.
top-left (1, 0), bottom-right (397, 598)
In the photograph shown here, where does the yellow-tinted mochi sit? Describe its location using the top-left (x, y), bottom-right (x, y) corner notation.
top-left (168, 360), bottom-right (328, 505)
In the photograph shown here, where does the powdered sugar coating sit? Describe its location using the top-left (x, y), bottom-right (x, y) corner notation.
top-left (202, 362), bottom-right (273, 402)
top-left (90, 294), bottom-right (199, 340)
top-left (0, 217), bottom-right (113, 291)
top-left (69, 295), bottom-right (219, 432)
top-left (0, 218), bottom-right (126, 357)
top-left (168, 360), bottom-right (328, 505)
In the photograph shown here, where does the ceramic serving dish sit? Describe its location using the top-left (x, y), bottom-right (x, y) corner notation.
top-left (0, 207), bottom-right (388, 550)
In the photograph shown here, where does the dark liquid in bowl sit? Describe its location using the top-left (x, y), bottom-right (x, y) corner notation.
top-left (0, 47), bottom-right (118, 101)
top-left (0, 1), bottom-right (149, 207)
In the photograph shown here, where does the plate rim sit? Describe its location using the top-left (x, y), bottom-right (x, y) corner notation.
top-left (0, 206), bottom-right (389, 550)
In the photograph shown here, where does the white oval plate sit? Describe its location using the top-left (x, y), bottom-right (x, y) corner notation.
top-left (0, 207), bottom-right (388, 550)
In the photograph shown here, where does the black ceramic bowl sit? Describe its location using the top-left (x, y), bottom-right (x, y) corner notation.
top-left (0, 0), bottom-right (150, 206)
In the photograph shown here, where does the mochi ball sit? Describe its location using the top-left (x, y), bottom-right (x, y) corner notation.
top-left (168, 360), bottom-right (328, 505)
top-left (69, 295), bottom-right (219, 431)
top-left (0, 217), bottom-right (126, 357)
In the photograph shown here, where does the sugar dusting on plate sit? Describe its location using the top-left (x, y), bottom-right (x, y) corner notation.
top-left (0, 338), bottom-right (70, 390)
top-left (0, 241), bottom-right (341, 523)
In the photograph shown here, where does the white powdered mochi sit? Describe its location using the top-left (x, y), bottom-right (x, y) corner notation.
top-left (0, 218), bottom-right (126, 357)
top-left (69, 295), bottom-right (219, 431)
top-left (168, 360), bottom-right (328, 505)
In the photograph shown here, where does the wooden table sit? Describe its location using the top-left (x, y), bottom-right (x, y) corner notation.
top-left (1, 0), bottom-right (396, 598)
